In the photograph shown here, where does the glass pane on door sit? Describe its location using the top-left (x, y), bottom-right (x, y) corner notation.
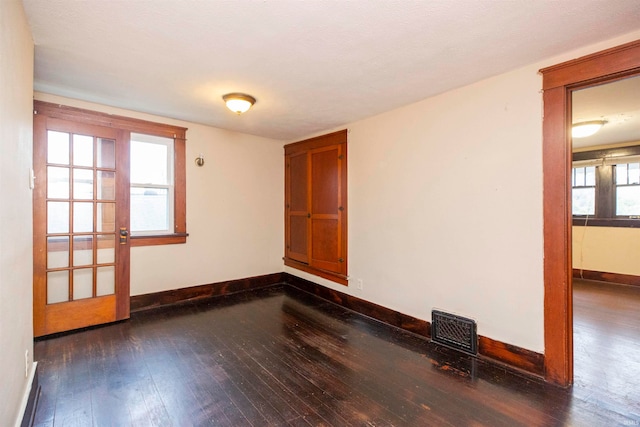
top-left (47, 167), bottom-right (69, 199)
top-left (47, 131), bottom-right (70, 165)
top-left (43, 129), bottom-right (120, 307)
top-left (47, 202), bottom-right (69, 234)
top-left (73, 169), bottom-right (94, 199)
top-left (47, 236), bottom-right (69, 269)
top-left (73, 134), bottom-right (93, 167)
top-left (47, 270), bottom-right (69, 304)
top-left (97, 203), bottom-right (116, 232)
top-left (73, 235), bottom-right (93, 266)
top-left (97, 266), bottom-right (115, 296)
top-left (73, 202), bottom-right (93, 233)
top-left (97, 138), bottom-right (116, 169)
top-left (97, 171), bottom-right (115, 200)
top-left (73, 268), bottom-right (93, 300)
top-left (97, 234), bottom-right (115, 264)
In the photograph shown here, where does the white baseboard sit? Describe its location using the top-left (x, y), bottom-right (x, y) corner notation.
top-left (14, 361), bottom-right (38, 427)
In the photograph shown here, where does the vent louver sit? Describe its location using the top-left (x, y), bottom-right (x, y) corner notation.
top-left (431, 310), bottom-right (477, 355)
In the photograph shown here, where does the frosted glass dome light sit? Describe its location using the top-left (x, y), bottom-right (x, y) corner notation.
top-left (572, 120), bottom-right (606, 138)
top-left (222, 93), bottom-right (256, 114)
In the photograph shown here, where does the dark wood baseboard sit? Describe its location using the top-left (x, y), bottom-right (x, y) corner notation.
top-left (283, 272), bottom-right (544, 378)
top-left (284, 273), bottom-right (430, 338)
top-left (129, 271), bottom-right (544, 379)
top-left (478, 336), bottom-right (544, 377)
top-left (130, 272), bottom-right (286, 312)
top-left (572, 269), bottom-right (640, 287)
top-left (21, 364), bottom-right (40, 427)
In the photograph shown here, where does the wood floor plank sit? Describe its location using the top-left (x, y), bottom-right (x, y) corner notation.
top-left (33, 282), bottom-right (640, 426)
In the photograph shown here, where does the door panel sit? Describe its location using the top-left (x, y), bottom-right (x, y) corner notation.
top-left (33, 115), bottom-right (130, 337)
top-left (311, 148), bottom-right (339, 214)
top-left (310, 218), bottom-right (341, 273)
top-left (286, 152), bottom-right (309, 263)
top-left (289, 215), bottom-right (308, 256)
top-left (309, 146), bottom-right (344, 274)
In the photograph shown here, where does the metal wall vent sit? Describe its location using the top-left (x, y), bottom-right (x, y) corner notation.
top-left (431, 310), bottom-right (478, 355)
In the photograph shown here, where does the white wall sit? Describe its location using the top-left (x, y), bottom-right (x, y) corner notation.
top-left (573, 226), bottom-right (640, 276)
top-left (31, 25), bottom-right (640, 361)
top-left (34, 93), bottom-right (285, 296)
top-left (0, 1), bottom-right (34, 425)
top-left (287, 29), bottom-right (640, 353)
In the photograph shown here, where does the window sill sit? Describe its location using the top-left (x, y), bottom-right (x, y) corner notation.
top-left (130, 233), bottom-right (189, 247)
top-left (572, 218), bottom-right (640, 228)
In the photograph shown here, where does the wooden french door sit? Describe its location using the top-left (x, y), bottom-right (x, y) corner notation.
top-left (33, 114), bottom-right (130, 337)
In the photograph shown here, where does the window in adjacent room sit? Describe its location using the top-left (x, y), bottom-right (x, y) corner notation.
top-left (572, 165), bottom-right (596, 216)
top-left (571, 147), bottom-right (640, 227)
top-left (615, 162), bottom-right (640, 216)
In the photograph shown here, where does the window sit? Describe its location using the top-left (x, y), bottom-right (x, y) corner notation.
top-left (572, 145), bottom-right (640, 227)
top-left (572, 166), bottom-right (595, 216)
top-left (615, 162), bottom-right (640, 216)
top-left (130, 133), bottom-right (175, 235)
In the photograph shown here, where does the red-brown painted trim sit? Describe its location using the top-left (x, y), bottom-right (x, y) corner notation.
top-left (540, 40), bottom-right (640, 90)
top-left (542, 85), bottom-right (574, 387)
top-left (540, 38), bottom-right (640, 387)
top-left (572, 269), bottom-right (640, 287)
top-left (33, 100), bottom-right (187, 137)
top-left (284, 273), bottom-right (543, 379)
top-left (130, 233), bottom-right (188, 247)
top-left (130, 273), bottom-right (285, 312)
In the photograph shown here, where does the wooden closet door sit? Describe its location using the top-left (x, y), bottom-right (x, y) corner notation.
top-left (309, 144), bottom-right (345, 274)
top-left (286, 151), bottom-right (309, 263)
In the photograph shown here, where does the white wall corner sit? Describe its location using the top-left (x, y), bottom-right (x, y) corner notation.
top-left (14, 361), bottom-right (38, 427)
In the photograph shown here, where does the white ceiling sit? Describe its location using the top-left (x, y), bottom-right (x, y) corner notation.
top-left (22, 0), bottom-right (640, 141)
top-left (573, 76), bottom-right (640, 149)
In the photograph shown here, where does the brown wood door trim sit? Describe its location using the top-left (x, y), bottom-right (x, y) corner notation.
top-left (540, 39), bottom-right (640, 387)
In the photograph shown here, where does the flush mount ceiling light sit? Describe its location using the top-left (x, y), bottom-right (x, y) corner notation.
top-left (572, 120), bottom-right (607, 138)
top-left (222, 93), bottom-right (256, 114)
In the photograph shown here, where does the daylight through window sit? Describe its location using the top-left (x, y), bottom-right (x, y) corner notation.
top-left (130, 133), bottom-right (175, 235)
top-left (572, 147), bottom-right (640, 226)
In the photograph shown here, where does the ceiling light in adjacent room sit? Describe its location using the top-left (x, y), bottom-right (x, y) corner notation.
top-left (572, 120), bottom-right (607, 138)
top-left (222, 93), bottom-right (256, 114)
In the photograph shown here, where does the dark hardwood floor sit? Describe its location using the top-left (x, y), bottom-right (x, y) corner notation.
top-left (32, 282), bottom-right (640, 426)
top-left (572, 279), bottom-right (640, 425)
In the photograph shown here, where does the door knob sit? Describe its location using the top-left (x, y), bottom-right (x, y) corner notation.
top-left (119, 227), bottom-right (129, 244)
